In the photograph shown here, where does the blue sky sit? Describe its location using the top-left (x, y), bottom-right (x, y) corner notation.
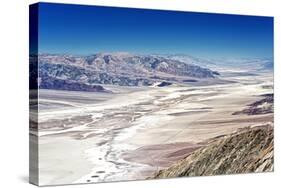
top-left (37, 3), bottom-right (273, 59)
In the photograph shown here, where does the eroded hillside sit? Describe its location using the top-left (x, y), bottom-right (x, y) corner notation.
top-left (154, 125), bottom-right (273, 178)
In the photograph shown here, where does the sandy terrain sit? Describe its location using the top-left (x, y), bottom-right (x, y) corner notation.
top-left (33, 72), bottom-right (273, 185)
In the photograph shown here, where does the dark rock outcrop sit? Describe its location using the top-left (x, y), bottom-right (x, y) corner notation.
top-left (157, 82), bottom-right (172, 87)
top-left (233, 94), bottom-right (273, 115)
top-left (39, 76), bottom-right (107, 92)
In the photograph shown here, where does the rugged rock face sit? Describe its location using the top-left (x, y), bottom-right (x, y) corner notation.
top-left (154, 125), bottom-right (273, 178)
top-left (37, 53), bottom-right (219, 89)
top-left (233, 94), bottom-right (273, 115)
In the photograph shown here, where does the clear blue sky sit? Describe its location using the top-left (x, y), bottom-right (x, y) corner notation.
top-left (37, 3), bottom-right (273, 59)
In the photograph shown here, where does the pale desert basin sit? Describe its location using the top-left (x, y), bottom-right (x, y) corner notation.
top-left (30, 71), bottom-right (273, 185)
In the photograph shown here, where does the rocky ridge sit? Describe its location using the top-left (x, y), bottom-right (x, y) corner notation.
top-left (154, 125), bottom-right (273, 178)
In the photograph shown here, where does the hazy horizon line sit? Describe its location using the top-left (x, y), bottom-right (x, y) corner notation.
top-left (35, 51), bottom-right (273, 61)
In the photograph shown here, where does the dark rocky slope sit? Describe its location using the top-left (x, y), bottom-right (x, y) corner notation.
top-left (154, 125), bottom-right (273, 178)
top-left (39, 76), bottom-right (107, 92)
top-left (233, 94), bottom-right (273, 115)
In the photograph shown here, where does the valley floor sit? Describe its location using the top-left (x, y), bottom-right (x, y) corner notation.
top-left (31, 73), bottom-right (273, 186)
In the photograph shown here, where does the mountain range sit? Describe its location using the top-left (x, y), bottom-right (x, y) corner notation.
top-left (36, 53), bottom-right (220, 91)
